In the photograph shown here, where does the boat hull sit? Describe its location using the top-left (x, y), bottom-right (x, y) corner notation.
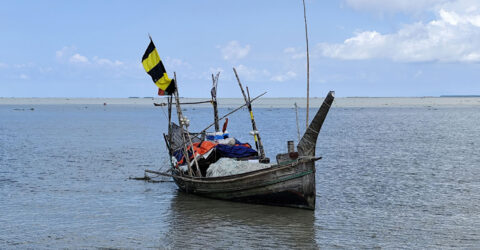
top-left (167, 91), bottom-right (334, 210)
top-left (172, 159), bottom-right (316, 210)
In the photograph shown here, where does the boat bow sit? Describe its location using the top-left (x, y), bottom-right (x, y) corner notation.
top-left (297, 91), bottom-right (335, 157)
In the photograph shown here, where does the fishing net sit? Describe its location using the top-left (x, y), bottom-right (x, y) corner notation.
top-left (168, 123), bottom-right (205, 152)
top-left (206, 158), bottom-right (271, 177)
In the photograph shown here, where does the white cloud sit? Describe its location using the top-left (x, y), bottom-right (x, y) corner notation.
top-left (219, 41), bottom-right (251, 61)
top-left (56, 46), bottom-right (125, 67)
top-left (208, 67), bottom-right (225, 79)
top-left (69, 53), bottom-right (89, 64)
top-left (271, 71), bottom-right (297, 82)
top-left (0, 62), bottom-right (7, 68)
top-left (164, 57), bottom-right (190, 68)
top-left (344, 0), bottom-right (447, 13)
top-left (93, 56), bottom-right (123, 67)
top-left (209, 67), bottom-right (224, 75)
top-left (56, 46), bottom-right (77, 61)
top-left (234, 64), bottom-right (270, 81)
top-left (196, 67), bottom-right (226, 81)
top-left (320, 0), bottom-right (480, 63)
top-left (319, 31), bottom-right (387, 60)
top-left (284, 47), bottom-right (306, 59)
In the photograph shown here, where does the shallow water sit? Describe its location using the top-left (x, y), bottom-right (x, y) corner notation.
top-left (1, 104), bottom-right (479, 248)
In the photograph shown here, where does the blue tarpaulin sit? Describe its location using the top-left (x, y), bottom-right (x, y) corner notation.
top-left (173, 139), bottom-right (257, 163)
top-left (215, 143), bottom-right (258, 158)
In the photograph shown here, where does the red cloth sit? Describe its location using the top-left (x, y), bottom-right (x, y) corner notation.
top-left (176, 141), bottom-right (218, 166)
top-left (190, 141), bottom-right (217, 155)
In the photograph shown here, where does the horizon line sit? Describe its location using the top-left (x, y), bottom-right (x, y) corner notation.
top-left (2, 95), bottom-right (480, 99)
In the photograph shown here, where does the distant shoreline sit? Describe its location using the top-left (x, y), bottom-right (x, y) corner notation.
top-left (1, 97), bottom-right (480, 108)
top-left (440, 95), bottom-right (480, 97)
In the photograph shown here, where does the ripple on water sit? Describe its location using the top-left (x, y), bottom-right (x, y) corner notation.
top-left (0, 105), bottom-right (479, 248)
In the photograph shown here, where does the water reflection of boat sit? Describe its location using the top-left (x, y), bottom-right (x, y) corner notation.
top-left (161, 192), bottom-right (318, 249)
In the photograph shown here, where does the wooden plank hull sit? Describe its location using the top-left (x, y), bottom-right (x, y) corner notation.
top-left (172, 159), bottom-right (316, 210)
top-left (168, 91), bottom-right (334, 210)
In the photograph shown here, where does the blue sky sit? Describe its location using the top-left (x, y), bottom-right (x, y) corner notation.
top-left (1, 0), bottom-right (480, 97)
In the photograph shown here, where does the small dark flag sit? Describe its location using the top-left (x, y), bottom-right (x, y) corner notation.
top-left (142, 39), bottom-right (176, 95)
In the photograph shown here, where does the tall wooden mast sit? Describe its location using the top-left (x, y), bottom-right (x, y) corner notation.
top-left (303, 0), bottom-right (310, 129)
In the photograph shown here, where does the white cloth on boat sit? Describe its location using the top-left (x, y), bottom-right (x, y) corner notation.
top-left (206, 158), bottom-right (271, 177)
top-left (179, 164), bottom-right (189, 172)
top-left (216, 137), bottom-right (236, 146)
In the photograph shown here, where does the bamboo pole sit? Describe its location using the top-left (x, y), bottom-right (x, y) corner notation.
top-left (173, 73), bottom-right (200, 177)
top-left (174, 91), bottom-right (267, 150)
top-left (167, 95), bottom-right (172, 136)
top-left (294, 102), bottom-right (301, 142)
top-left (232, 67), bottom-right (266, 160)
top-left (247, 86), bottom-right (266, 160)
top-left (211, 72), bottom-right (220, 132)
top-left (211, 92), bottom-right (266, 130)
top-left (303, 0), bottom-right (310, 129)
top-left (186, 131), bottom-right (202, 177)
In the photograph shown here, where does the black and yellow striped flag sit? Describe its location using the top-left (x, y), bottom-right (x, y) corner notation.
top-left (142, 39), bottom-right (176, 96)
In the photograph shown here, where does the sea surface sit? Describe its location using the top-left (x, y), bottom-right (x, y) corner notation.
top-left (1, 103), bottom-right (479, 249)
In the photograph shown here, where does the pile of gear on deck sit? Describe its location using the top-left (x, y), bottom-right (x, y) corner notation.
top-left (168, 123), bottom-right (270, 177)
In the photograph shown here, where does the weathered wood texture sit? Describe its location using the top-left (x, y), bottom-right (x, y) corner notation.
top-left (173, 159), bottom-right (316, 209)
top-left (170, 91), bottom-right (335, 209)
top-left (298, 91), bottom-right (335, 157)
top-left (232, 67), bottom-right (266, 160)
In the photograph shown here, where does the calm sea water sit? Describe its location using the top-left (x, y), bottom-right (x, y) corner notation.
top-left (1, 104), bottom-right (479, 249)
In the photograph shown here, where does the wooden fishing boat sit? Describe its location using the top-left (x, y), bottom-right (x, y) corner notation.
top-left (142, 1), bottom-right (332, 209)
top-left (142, 64), bottom-right (334, 210)
top-left (166, 91), bottom-right (334, 210)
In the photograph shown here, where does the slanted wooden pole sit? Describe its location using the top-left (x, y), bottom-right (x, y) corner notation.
top-left (174, 91), bottom-right (267, 150)
top-left (233, 67), bottom-right (266, 160)
top-left (211, 72), bottom-right (220, 132)
top-left (173, 73), bottom-right (201, 177)
top-left (173, 77), bottom-right (193, 176)
top-left (198, 92), bottom-right (266, 136)
top-left (294, 102), bottom-right (301, 143)
top-left (186, 131), bottom-right (202, 177)
top-left (167, 95), bottom-right (172, 136)
top-left (303, 0), bottom-right (310, 129)
top-left (247, 86), bottom-right (266, 160)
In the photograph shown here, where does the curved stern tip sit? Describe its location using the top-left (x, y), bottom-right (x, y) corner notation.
top-left (298, 91), bottom-right (335, 157)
